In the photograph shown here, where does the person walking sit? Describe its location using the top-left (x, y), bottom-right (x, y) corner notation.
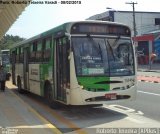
top-left (0, 65), bottom-right (7, 92)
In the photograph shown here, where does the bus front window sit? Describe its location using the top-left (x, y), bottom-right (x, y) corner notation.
top-left (106, 38), bottom-right (135, 76)
top-left (72, 37), bottom-right (134, 76)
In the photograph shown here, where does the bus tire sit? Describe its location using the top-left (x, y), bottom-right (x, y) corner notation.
top-left (17, 77), bottom-right (23, 93)
top-left (44, 82), bottom-right (59, 109)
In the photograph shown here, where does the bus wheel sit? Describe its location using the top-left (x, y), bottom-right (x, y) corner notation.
top-left (45, 83), bottom-right (58, 109)
top-left (17, 77), bottom-right (23, 93)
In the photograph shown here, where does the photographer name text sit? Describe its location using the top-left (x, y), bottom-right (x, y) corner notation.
top-left (0, 0), bottom-right (81, 5)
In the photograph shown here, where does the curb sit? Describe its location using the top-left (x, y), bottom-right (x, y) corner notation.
top-left (138, 70), bottom-right (160, 73)
top-left (137, 75), bottom-right (160, 83)
top-left (138, 75), bottom-right (160, 78)
top-left (138, 80), bottom-right (160, 83)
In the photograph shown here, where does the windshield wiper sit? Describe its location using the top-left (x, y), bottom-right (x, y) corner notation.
top-left (112, 35), bottom-right (120, 48)
top-left (106, 36), bottom-right (121, 61)
top-left (106, 39), bottom-right (116, 61)
top-left (87, 35), bottom-right (102, 55)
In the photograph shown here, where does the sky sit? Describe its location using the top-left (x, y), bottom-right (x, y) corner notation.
top-left (6, 0), bottom-right (160, 39)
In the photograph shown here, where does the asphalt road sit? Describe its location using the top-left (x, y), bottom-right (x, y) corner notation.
top-left (118, 81), bottom-right (160, 122)
top-left (10, 81), bottom-right (160, 134)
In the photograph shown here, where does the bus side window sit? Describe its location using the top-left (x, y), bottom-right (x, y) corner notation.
top-left (29, 42), bottom-right (37, 62)
top-left (11, 50), bottom-right (16, 64)
top-left (36, 41), bottom-right (43, 62)
top-left (43, 38), bottom-right (51, 62)
top-left (19, 47), bottom-right (24, 63)
top-left (15, 48), bottom-right (19, 63)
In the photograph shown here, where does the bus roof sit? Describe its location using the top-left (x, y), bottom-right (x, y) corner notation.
top-left (11, 20), bottom-right (131, 49)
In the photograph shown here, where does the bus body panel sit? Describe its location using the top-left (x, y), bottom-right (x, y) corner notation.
top-left (39, 63), bottom-right (54, 96)
top-left (29, 64), bottom-right (41, 95)
top-left (15, 63), bottom-right (23, 82)
top-left (69, 85), bottom-right (137, 105)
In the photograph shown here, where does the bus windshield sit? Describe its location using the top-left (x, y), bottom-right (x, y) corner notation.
top-left (72, 37), bottom-right (135, 76)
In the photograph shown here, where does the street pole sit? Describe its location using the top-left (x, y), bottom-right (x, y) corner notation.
top-left (126, 2), bottom-right (138, 69)
top-left (126, 2), bottom-right (138, 38)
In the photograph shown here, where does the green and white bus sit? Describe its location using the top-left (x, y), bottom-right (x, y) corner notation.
top-left (10, 21), bottom-right (137, 108)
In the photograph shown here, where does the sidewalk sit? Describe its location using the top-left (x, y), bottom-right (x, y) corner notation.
top-left (138, 63), bottom-right (160, 76)
top-left (0, 81), bottom-right (61, 134)
top-left (137, 64), bottom-right (160, 83)
top-left (138, 63), bottom-right (160, 73)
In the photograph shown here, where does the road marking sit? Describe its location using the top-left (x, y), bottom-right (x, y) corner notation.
top-left (108, 105), bottom-right (135, 113)
top-left (106, 105), bottom-right (145, 123)
top-left (138, 91), bottom-right (160, 96)
top-left (106, 105), bottom-right (144, 115)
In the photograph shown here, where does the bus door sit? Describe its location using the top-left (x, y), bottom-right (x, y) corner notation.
top-left (23, 47), bottom-right (29, 90)
top-left (11, 51), bottom-right (16, 84)
top-left (55, 37), bottom-right (70, 102)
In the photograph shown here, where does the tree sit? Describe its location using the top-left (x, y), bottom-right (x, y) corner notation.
top-left (0, 34), bottom-right (25, 50)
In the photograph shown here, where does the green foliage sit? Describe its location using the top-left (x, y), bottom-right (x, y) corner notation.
top-left (0, 34), bottom-right (25, 50)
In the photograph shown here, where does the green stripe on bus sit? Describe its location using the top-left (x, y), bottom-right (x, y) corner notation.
top-left (77, 77), bottom-right (110, 91)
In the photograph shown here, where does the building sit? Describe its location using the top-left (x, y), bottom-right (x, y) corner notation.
top-left (87, 10), bottom-right (160, 37)
top-left (134, 30), bottom-right (160, 65)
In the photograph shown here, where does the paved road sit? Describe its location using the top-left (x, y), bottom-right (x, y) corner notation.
top-left (118, 81), bottom-right (160, 122)
top-left (12, 81), bottom-right (160, 134)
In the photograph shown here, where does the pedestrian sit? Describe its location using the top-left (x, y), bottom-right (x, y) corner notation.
top-left (0, 65), bottom-right (7, 92)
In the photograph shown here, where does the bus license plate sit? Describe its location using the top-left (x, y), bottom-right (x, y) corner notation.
top-left (105, 93), bottom-right (117, 100)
